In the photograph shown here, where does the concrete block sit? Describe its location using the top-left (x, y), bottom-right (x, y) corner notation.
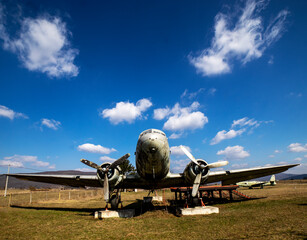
top-left (180, 206), bottom-right (219, 216)
top-left (94, 209), bottom-right (135, 219)
top-left (152, 196), bottom-right (163, 202)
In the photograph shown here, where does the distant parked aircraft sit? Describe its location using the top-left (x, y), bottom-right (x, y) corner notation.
top-left (237, 175), bottom-right (276, 189)
top-left (9, 129), bottom-right (297, 209)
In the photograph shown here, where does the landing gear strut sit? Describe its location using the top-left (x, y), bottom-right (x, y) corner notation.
top-left (108, 189), bottom-right (122, 210)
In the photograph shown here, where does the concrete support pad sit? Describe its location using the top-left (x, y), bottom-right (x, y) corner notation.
top-left (152, 196), bottom-right (163, 202)
top-left (180, 206), bottom-right (219, 216)
top-left (94, 209), bottom-right (135, 219)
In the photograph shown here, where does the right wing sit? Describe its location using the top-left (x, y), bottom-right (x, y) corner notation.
top-left (8, 174), bottom-right (101, 188)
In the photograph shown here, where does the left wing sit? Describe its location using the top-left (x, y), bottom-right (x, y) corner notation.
top-left (206, 164), bottom-right (299, 185)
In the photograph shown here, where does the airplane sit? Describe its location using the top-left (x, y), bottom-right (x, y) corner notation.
top-left (8, 129), bottom-right (298, 209)
top-left (237, 175), bottom-right (276, 189)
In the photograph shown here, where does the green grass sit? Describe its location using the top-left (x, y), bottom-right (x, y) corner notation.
top-left (0, 182), bottom-right (306, 239)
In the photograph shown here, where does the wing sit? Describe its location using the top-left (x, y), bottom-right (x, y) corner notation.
top-left (8, 164), bottom-right (298, 189)
top-left (140, 163), bottom-right (299, 188)
top-left (8, 174), bottom-right (101, 188)
top-left (206, 164), bottom-right (298, 185)
top-left (249, 182), bottom-right (265, 187)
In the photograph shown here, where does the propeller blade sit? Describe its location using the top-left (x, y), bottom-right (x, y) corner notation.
top-left (80, 159), bottom-right (102, 170)
top-left (207, 161), bottom-right (229, 168)
top-left (104, 173), bottom-right (109, 202)
top-left (180, 146), bottom-right (200, 166)
top-left (192, 173), bottom-right (202, 197)
top-left (109, 153), bottom-right (130, 169)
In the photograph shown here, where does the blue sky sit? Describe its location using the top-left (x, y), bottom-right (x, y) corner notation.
top-left (0, 0), bottom-right (306, 175)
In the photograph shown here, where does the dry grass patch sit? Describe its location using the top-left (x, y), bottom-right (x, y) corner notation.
top-left (0, 181), bottom-right (306, 239)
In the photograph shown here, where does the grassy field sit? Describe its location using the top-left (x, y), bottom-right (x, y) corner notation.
top-left (0, 181), bottom-right (306, 240)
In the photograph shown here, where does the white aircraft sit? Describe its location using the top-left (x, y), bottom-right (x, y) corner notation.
top-left (9, 129), bottom-right (298, 208)
top-left (237, 175), bottom-right (276, 189)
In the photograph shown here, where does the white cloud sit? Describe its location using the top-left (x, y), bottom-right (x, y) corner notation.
top-left (180, 88), bottom-right (205, 100)
top-left (41, 118), bottom-right (61, 130)
top-left (0, 105), bottom-right (28, 120)
top-left (170, 146), bottom-right (191, 156)
top-left (153, 107), bottom-right (171, 120)
top-left (169, 133), bottom-right (183, 139)
top-left (78, 143), bottom-right (116, 154)
top-left (48, 164), bottom-right (56, 169)
top-left (208, 88), bottom-right (217, 96)
top-left (231, 163), bottom-right (248, 169)
top-left (99, 156), bottom-right (116, 162)
top-left (171, 159), bottom-right (190, 172)
top-left (75, 168), bottom-right (96, 172)
top-left (268, 155), bottom-right (275, 158)
top-left (164, 112), bottom-right (207, 132)
top-left (101, 98), bottom-right (152, 124)
top-left (0, 155), bottom-right (55, 169)
top-left (0, 5), bottom-right (78, 78)
top-left (0, 160), bottom-right (24, 168)
top-left (154, 102), bottom-right (208, 133)
top-left (294, 157), bottom-right (302, 162)
top-left (288, 143), bottom-right (307, 153)
top-left (231, 117), bottom-right (259, 128)
top-left (154, 102), bottom-right (199, 120)
top-left (211, 117), bottom-right (267, 145)
top-left (32, 160), bottom-right (50, 167)
top-left (189, 0), bottom-right (288, 76)
top-left (4, 155), bottom-right (38, 162)
top-left (217, 145), bottom-right (250, 160)
top-left (264, 163), bottom-right (273, 167)
top-left (304, 155), bottom-right (307, 158)
top-left (274, 150), bottom-right (282, 153)
top-left (210, 129), bottom-right (245, 145)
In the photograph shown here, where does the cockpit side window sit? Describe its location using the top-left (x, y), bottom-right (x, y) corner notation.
top-left (140, 129), bottom-right (152, 137)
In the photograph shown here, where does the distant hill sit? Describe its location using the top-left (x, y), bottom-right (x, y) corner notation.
top-left (245, 173), bottom-right (306, 181)
top-left (282, 174), bottom-right (307, 180)
top-left (0, 170), bottom-right (96, 189)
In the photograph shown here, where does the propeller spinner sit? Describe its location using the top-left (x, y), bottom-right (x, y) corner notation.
top-left (180, 146), bottom-right (228, 197)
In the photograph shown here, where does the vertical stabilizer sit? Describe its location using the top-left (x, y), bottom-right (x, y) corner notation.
top-left (270, 175), bottom-right (276, 185)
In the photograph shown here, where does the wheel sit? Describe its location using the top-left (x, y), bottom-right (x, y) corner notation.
top-left (110, 194), bottom-right (119, 209)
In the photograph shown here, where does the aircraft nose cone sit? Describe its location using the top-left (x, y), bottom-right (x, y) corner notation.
top-left (142, 139), bottom-right (162, 155)
top-left (150, 147), bottom-right (157, 153)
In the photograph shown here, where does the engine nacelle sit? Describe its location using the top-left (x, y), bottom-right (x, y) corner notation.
top-left (183, 159), bottom-right (210, 185)
top-left (97, 163), bottom-right (123, 187)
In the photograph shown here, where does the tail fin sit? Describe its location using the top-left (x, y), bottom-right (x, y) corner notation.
top-left (270, 175), bottom-right (276, 185)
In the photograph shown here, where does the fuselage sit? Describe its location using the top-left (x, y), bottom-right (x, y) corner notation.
top-left (135, 129), bottom-right (170, 180)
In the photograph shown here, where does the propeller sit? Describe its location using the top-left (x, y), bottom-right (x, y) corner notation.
top-left (80, 153), bottom-right (130, 202)
top-left (180, 146), bottom-right (228, 197)
top-left (80, 159), bottom-right (102, 171)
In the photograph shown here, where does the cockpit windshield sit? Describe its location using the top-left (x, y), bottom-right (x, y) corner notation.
top-left (139, 129), bottom-right (166, 138)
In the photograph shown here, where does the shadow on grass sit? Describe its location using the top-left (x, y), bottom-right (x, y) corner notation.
top-left (10, 200), bottom-right (172, 217)
top-left (10, 205), bottom-right (102, 215)
top-left (10, 197), bottom-right (264, 217)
